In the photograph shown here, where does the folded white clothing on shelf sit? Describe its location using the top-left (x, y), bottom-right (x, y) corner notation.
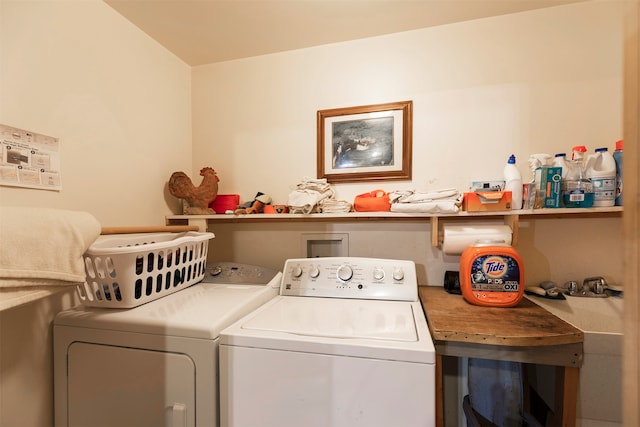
top-left (288, 177), bottom-right (336, 214)
top-left (389, 189), bottom-right (462, 213)
top-left (319, 199), bottom-right (352, 213)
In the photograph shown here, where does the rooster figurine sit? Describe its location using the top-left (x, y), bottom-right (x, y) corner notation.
top-left (168, 167), bottom-right (219, 214)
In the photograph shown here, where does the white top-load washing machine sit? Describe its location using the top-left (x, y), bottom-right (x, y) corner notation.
top-left (53, 262), bottom-right (281, 427)
top-left (220, 257), bottom-right (436, 427)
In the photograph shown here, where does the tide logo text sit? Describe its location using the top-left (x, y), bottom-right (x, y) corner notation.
top-left (482, 256), bottom-right (508, 279)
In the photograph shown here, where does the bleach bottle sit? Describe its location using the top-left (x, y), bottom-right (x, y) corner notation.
top-left (586, 147), bottom-right (616, 207)
top-left (614, 140), bottom-right (623, 206)
top-left (504, 155), bottom-right (523, 210)
top-left (552, 153), bottom-right (571, 180)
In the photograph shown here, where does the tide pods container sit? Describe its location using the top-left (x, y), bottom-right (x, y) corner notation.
top-left (460, 242), bottom-right (524, 307)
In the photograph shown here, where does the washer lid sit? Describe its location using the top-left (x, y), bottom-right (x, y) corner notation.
top-left (241, 297), bottom-right (417, 341)
top-left (54, 274), bottom-right (281, 340)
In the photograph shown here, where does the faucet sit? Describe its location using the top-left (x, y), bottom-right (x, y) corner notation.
top-left (566, 277), bottom-right (608, 297)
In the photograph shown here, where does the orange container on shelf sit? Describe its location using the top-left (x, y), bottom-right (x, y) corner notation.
top-left (353, 190), bottom-right (391, 212)
top-left (462, 191), bottom-right (512, 212)
top-left (459, 242), bottom-right (524, 307)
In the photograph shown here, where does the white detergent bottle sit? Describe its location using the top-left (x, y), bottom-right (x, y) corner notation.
top-left (586, 147), bottom-right (616, 207)
top-left (614, 140), bottom-right (623, 206)
top-left (552, 153), bottom-right (571, 180)
top-left (504, 154), bottom-right (523, 210)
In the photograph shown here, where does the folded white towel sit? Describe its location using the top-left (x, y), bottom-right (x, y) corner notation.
top-left (389, 189), bottom-right (463, 213)
top-left (0, 207), bottom-right (101, 286)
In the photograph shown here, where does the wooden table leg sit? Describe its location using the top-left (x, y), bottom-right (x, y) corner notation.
top-left (436, 354), bottom-right (444, 426)
top-left (553, 365), bottom-right (579, 427)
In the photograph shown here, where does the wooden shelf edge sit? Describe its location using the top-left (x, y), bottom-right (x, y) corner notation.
top-left (166, 207), bottom-right (622, 234)
top-left (166, 206), bottom-right (622, 222)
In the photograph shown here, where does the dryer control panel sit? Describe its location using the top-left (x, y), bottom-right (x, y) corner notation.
top-left (281, 257), bottom-right (418, 301)
top-left (203, 262), bottom-right (280, 285)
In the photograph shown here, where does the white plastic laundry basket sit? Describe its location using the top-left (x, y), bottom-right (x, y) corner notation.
top-left (77, 231), bottom-right (214, 308)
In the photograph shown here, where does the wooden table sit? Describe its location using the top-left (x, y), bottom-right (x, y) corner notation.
top-left (418, 287), bottom-right (583, 427)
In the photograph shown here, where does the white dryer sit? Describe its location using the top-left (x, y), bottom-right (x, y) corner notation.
top-left (53, 262), bottom-right (281, 427)
top-left (220, 257), bottom-right (436, 427)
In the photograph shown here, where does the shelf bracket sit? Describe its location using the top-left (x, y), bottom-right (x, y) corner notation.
top-left (430, 214), bottom-right (520, 249)
top-left (431, 217), bottom-right (440, 247)
top-left (505, 215), bottom-right (519, 246)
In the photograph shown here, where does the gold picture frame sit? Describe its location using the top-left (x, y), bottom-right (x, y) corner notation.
top-left (317, 100), bottom-right (412, 183)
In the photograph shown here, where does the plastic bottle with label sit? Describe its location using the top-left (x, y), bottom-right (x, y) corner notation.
top-left (614, 140), bottom-right (623, 206)
top-left (529, 154), bottom-right (552, 209)
top-left (585, 147), bottom-right (616, 207)
top-left (504, 154), bottom-right (523, 210)
top-left (552, 153), bottom-right (571, 207)
top-left (552, 153), bottom-right (571, 180)
top-left (460, 241), bottom-right (524, 307)
top-left (562, 146), bottom-right (594, 208)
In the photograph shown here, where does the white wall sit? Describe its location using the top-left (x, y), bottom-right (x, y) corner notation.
top-left (0, 0), bottom-right (192, 226)
top-left (0, 1), bottom-right (192, 425)
top-left (193, 0), bottom-right (625, 289)
top-left (0, 289), bottom-right (79, 427)
top-left (193, 1), bottom-right (623, 205)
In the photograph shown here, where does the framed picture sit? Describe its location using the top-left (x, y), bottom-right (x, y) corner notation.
top-left (317, 100), bottom-right (412, 183)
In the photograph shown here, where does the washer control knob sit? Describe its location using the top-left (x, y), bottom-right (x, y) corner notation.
top-left (291, 265), bottom-right (303, 278)
top-left (337, 265), bottom-right (353, 282)
top-left (309, 266), bottom-right (320, 278)
top-left (373, 267), bottom-right (385, 281)
top-left (392, 268), bottom-right (405, 281)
